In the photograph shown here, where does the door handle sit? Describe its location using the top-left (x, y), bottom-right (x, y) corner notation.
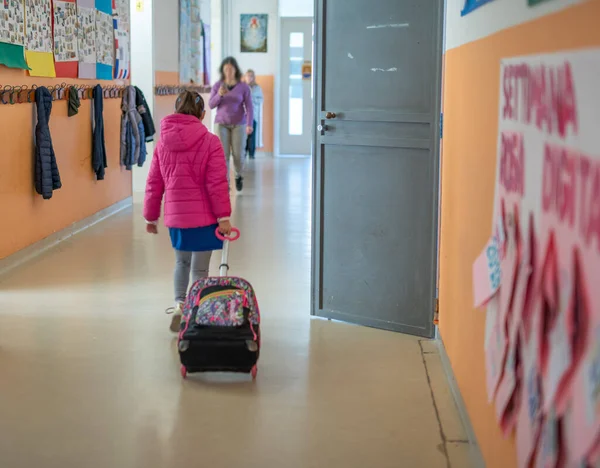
top-left (325, 112), bottom-right (337, 119)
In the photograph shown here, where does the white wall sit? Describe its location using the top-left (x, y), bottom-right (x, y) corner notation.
top-left (445, 0), bottom-right (585, 50)
top-left (153, 0), bottom-right (179, 72)
top-left (279, 0), bottom-right (313, 17)
top-left (130, 0), bottom-right (154, 193)
top-left (227, 0), bottom-right (279, 75)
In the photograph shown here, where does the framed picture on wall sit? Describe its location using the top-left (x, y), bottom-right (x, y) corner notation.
top-left (240, 14), bottom-right (268, 53)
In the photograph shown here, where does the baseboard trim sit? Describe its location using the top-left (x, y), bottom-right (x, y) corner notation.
top-left (437, 337), bottom-right (486, 468)
top-left (0, 197), bottom-right (133, 277)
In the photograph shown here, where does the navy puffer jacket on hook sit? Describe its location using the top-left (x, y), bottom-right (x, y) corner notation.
top-left (92, 85), bottom-right (108, 180)
top-left (34, 86), bottom-right (62, 199)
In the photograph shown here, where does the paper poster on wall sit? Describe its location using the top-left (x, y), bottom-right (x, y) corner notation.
top-left (179, 0), bottom-right (191, 82)
top-left (53, 0), bottom-right (79, 77)
top-left (0, 0), bottom-right (29, 70)
top-left (202, 22), bottom-right (211, 85)
top-left (240, 14), bottom-right (268, 53)
top-left (189, 0), bottom-right (204, 84)
top-left (112, 0), bottom-right (130, 79)
top-left (77, 0), bottom-right (96, 79)
top-left (461, 0), bottom-right (496, 16)
top-left (179, 0), bottom-right (204, 84)
top-left (475, 48), bottom-right (600, 467)
top-left (95, 0), bottom-right (114, 80)
top-left (24, 0), bottom-right (55, 76)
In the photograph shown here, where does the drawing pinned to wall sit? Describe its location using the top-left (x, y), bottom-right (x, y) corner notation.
top-left (473, 48), bottom-right (600, 468)
top-left (53, 0), bottom-right (79, 77)
top-left (202, 23), bottom-right (210, 85)
top-left (77, 0), bottom-right (96, 79)
top-left (95, 0), bottom-right (114, 80)
top-left (0, 0), bottom-right (29, 70)
top-left (179, 0), bottom-right (192, 83)
top-left (25, 0), bottom-right (52, 52)
top-left (461, 0), bottom-right (496, 16)
top-left (113, 26), bottom-right (130, 80)
top-left (24, 0), bottom-right (55, 76)
top-left (0, 0), bottom-right (25, 46)
top-left (240, 14), bottom-right (268, 53)
top-left (112, 0), bottom-right (130, 79)
top-left (179, 0), bottom-right (205, 84)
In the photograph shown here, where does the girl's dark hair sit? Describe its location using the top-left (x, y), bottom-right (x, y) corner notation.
top-left (175, 91), bottom-right (205, 119)
top-left (219, 56), bottom-right (242, 82)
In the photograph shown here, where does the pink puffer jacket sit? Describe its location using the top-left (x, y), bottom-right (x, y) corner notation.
top-left (143, 114), bottom-right (231, 228)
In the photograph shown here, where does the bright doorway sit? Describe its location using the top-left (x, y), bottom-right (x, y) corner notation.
top-left (279, 17), bottom-right (313, 156)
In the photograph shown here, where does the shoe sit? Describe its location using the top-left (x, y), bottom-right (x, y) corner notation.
top-left (235, 176), bottom-right (244, 192)
top-left (166, 302), bottom-right (184, 333)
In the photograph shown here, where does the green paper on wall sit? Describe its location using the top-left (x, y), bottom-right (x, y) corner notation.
top-left (528, 0), bottom-right (554, 5)
top-left (0, 43), bottom-right (30, 70)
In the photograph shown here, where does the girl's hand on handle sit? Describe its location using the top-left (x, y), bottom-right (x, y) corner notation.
top-left (218, 219), bottom-right (232, 236)
top-left (246, 126), bottom-right (254, 135)
top-left (146, 223), bottom-right (158, 234)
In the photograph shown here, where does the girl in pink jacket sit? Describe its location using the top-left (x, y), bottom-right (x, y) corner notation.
top-left (144, 91), bottom-right (232, 332)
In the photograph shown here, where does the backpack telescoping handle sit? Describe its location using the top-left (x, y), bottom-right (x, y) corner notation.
top-left (215, 227), bottom-right (241, 277)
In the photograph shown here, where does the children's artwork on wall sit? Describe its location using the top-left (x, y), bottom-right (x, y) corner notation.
top-left (179, 0), bottom-right (191, 82)
top-left (53, 0), bottom-right (79, 77)
top-left (95, 0), bottom-right (114, 80)
top-left (461, 0), bottom-right (496, 16)
top-left (112, 0), bottom-right (130, 79)
top-left (0, 0), bottom-right (29, 70)
top-left (0, 0), bottom-right (25, 45)
top-left (240, 14), bottom-right (268, 53)
top-left (202, 22), bottom-right (210, 85)
top-left (24, 0), bottom-right (55, 76)
top-left (77, 0), bottom-right (96, 79)
top-left (474, 48), bottom-right (600, 468)
top-left (179, 0), bottom-right (205, 84)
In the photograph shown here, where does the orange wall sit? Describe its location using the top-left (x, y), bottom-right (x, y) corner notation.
top-left (153, 71), bottom-right (213, 138)
top-left (255, 75), bottom-right (274, 153)
top-left (154, 71), bottom-right (180, 137)
top-left (0, 68), bottom-right (132, 260)
top-left (438, 2), bottom-right (600, 466)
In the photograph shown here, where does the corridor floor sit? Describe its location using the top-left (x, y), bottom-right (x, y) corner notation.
top-left (0, 158), bottom-right (472, 468)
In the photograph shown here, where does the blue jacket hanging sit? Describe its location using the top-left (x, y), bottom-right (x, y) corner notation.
top-left (34, 87), bottom-right (62, 199)
top-left (92, 85), bottom-right (107, 180)
top-left (120, 85), bottom-right (146, 170)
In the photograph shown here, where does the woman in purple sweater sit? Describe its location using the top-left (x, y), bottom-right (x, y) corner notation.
top-left (209, 57), bottom-right (254, 192)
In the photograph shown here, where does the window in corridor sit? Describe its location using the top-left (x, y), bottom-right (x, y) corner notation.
top-left (288, 32), bottom-right (304, 136)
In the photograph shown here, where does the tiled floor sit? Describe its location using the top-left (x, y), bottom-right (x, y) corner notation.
top-left (0, 157), bottom-right (473, 468)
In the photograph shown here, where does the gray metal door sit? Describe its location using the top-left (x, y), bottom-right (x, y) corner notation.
top-left (311, 0), bottom-right (444, 337)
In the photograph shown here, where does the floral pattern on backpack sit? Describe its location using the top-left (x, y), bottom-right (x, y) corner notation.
top-left (185, 276), bottom-right (261, 325)
top-left (195, 289), bottom-right (246, 326)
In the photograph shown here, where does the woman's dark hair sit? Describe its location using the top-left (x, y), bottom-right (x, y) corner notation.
top-left (219, 56), bottom-right (242, 82)
top-left (175, 91), bottom-right (205, 119)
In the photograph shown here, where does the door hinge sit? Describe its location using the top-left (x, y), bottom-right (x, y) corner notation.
top-left (439, 113), bottom-right (443, 139)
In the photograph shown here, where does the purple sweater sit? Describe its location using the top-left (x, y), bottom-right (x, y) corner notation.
top-left (209, 81), bottom-right (254, 126)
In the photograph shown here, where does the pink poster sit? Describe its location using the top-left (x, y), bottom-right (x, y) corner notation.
top-left (474, 48), bottom-right (600, 467)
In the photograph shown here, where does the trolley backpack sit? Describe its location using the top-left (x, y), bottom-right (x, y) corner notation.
top-left (177, 228), bottom-right (261, 379)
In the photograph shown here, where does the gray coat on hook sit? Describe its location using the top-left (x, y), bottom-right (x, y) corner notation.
top-left (120, 85), bottom-right (146, 169)
top-left (34, 86), bottom-right (62, 199)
